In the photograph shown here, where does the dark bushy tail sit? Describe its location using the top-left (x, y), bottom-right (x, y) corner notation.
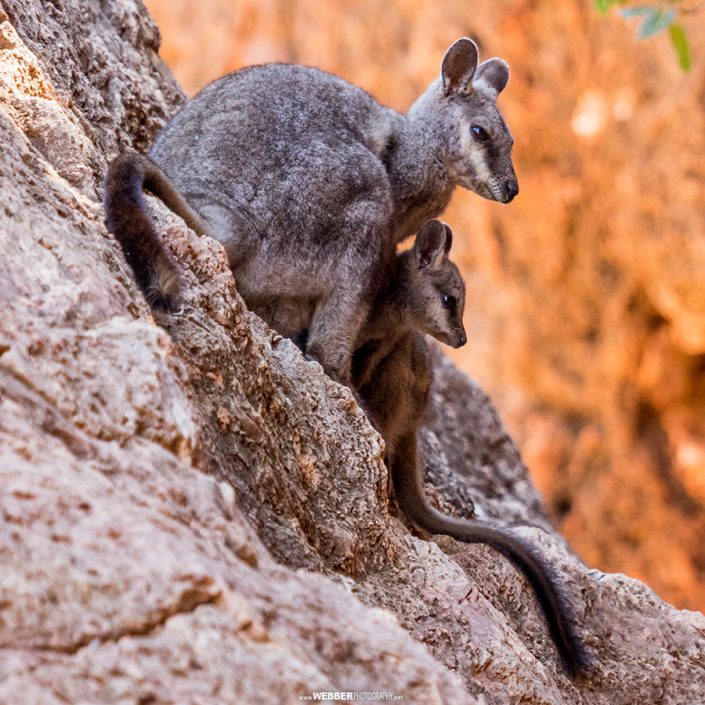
top-left (392, 435), bottom-right (590, 678)
top-left (104, 152), bottom-right (206, 311)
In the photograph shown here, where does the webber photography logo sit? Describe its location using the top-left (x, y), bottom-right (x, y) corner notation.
top-left (299, 691), bottom-right (403, 702)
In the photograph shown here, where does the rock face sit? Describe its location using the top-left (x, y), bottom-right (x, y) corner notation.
top-left (144, 0), bottom-right (705, 613)
top-left (1, 1), bottom-right (704, 704)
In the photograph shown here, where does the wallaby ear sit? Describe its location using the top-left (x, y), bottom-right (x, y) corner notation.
top-left (473, 58), bottom-right (509, 98)
top-left (442, 224), bottom-right (453, 254)
top-left (441, 38), bottom-right (479, 97)
top-left (415, 220), bottom-right (447, 270)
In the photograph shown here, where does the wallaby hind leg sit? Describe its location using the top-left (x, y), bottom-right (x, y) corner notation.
top-left (306, 281), bottom-right (371, 385)
top-left (251, 298), bottom-right (314, 341)
top-left (306, 220), bottom-right (388, 384)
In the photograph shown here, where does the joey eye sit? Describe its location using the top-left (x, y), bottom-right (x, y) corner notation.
top-left (471, 125), bottom-right (489, 141)
top-left (441, 294), bottom-right (457, 310)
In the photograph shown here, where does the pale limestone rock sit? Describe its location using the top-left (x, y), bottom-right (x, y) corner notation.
top-left (0, 2), bottom-right (704, 704)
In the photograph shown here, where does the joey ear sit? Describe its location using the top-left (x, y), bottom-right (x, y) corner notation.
top-left (415, 220), bottom-right (447, 270)
top-left (473, 58), bottom-right (509, 98)
top-left (441, 37), bottom-right (479, 97)
top-left (442, 224), bottom-right (453, 254)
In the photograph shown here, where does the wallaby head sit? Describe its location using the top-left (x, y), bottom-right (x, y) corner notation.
top-left (403, 220), bottom-right (467, 349)
top-left (410, 38), bottom-right (518, 204)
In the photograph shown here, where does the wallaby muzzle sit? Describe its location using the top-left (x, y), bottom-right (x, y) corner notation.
top-left (502, 177), bottom-right (519, 203)
top-left (452, 330), bottom-right (467, 348)
top-left (441, 327), bottom-right (467, 349)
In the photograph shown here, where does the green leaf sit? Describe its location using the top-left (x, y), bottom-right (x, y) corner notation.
top-left (669, 23), bottom-right (692, 71)
top-left (636, 9), bottom-right (676, 39)
top-left (594, 0), bottom-right (616, 15)
top-left (619, 6), bottom-right (655, 18)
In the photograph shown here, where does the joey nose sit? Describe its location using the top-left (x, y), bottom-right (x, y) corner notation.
top-left (504, 179), bottom-right (519, 203)
top-left (454, 331), bottom-right (467, 348)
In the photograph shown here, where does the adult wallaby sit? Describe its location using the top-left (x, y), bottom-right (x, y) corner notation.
top-left (352, 220), bottom-right (589, 678)
top-left (105, 37), bottom-right (517, 383)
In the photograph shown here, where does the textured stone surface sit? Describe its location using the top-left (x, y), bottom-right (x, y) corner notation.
top-left (1, 1), bottom-right (705, 704)
top-left (145, 0), bottom-right (705, 612)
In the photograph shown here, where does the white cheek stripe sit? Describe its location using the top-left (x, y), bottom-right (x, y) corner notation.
top-left (460, 129), bottom-right (492, 183)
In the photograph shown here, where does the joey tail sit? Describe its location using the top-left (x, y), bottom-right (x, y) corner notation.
top-left (392, 432), bottom-right (590, 678)
top-left (104, 152), bottom-right (206, 311)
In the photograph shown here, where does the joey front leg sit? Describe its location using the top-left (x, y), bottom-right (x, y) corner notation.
top-left (388, 431), bottom-right (418, 511)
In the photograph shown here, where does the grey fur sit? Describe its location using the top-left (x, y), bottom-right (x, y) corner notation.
top-left (125, 38), bottom-right (515, 382)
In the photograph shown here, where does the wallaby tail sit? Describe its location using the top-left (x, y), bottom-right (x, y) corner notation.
top-left (394, 460), bottom-right (590, 678)
top-left (104, 152), bottom-right (206, 311)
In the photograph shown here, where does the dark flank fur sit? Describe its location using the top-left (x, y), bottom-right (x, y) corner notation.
top-left (104, 153), bottom-right (184, 311)
top-left (352, 221), bottom-right (590, 678)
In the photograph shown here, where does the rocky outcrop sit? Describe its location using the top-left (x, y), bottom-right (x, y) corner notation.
top-left (145, 0), bottom-right (705, 613)
top-left (1, 1), bottom-right (704, 703)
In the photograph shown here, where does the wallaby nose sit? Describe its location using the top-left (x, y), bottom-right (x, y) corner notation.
top-left (504, 178), bottom-right (519, 203)
top-left (454, 331), bottom-right (467, 348)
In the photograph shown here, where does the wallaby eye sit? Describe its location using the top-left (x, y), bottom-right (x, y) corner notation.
top-left (442, 294), bottom-right (457, 310)
top-left (471, 125), bottom-right (489, 141)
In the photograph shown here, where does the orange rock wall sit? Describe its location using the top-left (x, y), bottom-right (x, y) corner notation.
top-left (143, 0), bottom-right (705, 611)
